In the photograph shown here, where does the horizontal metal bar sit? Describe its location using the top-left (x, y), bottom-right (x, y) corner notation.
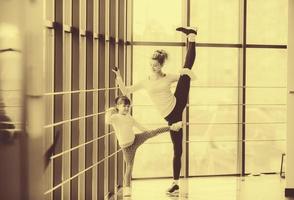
top-left (44, 149), bottom-right (121, 195)
top-left (141, 139), bottom-right (286, 145)
top-left (133, 103), bottom-right (286, 107)
top-left (189, 85), bottom-right (286, 89)
top-left (0, 89), bottom-right (22, 92)
top-left (246, 44), bottom-right (287, 49)
top-left (0, 105), bottom-right (23, 108)
top-left (44, 111), bottom-right (105, 128)
top-left (0, 129), bottom-right (22, 132)
top-left (187, 122), bottom-right (286, 125)
top-left (0, 48), bottom-right (22, 53)
top-left (44, 87), bottom-right (118, 96)
top-left (132, 41), bottom-right (287, 49)
top-left (50, 131), bottom-right (115, 160)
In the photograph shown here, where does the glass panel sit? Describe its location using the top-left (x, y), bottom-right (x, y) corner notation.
top-left (189, 141), bottom-right (238, 176)
top-left (133, 0), bottom-right (182, 42)
top-left (189, 88), bottom-right (239, 105)
top-left (247, 49), bottom-right (287, 87)
top-left (246, 88), bottom-right (286, 104)
top-left (191, 47), bottom-right (240, 87)
top-left (245, 141), bottom-right (286, 174)
top-left (132, 143), bottom-right (174, 178)
top-left (190, 0), bottom-right (241, 43)
top-left (189, 105), bottom-right (238, 124)
top-left (246, 124), bottom-right (286, 140)
top-left (132, 106), bottom-right (166, 124)
top-left (189, 124), bottom-right (238, 142)
top-left (247, 0), bottom-right (288, 44)
top-left (246, 105), bottom-right (286, 123)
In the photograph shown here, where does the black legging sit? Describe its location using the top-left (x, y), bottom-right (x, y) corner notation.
top-left (164, 41), bottom-right (196, 180)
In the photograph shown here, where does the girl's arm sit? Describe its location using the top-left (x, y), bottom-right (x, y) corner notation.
top-left (105, 107), bottom-right (117, 124)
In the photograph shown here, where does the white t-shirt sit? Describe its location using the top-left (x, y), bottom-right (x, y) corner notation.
top-left (106, 113), bottom-right (136, 148)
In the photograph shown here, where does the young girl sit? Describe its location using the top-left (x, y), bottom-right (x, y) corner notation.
top-left (112, 27), bottom-right (197, 195)
top-left (105, 95), bottom-right (182, 197)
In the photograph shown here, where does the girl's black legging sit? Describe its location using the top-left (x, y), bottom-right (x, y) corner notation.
top-left (164, 41), bottom-right (196, 180)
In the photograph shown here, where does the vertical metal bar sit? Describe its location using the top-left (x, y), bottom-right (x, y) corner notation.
top-left (71, 0), bottom-right (80, 200)
top-left (79, 0), bottom-right (86, 200)
top-left (92, 1), bottom-right (99, 200)
top-left (116, 0), bottom-right (125, 189)
top-left (62, 0), bottom-right (72, 199)
top-left (85, 0), bottom-right (94, 199)
top-left (44, 0), bottom-right (55, 200)
top-left (53, 1), bottom-right (63, 200)
top-left (98, 0), bottom-right (106, 199)
top-left (185, 0), bottom-right (190, 178)
top-left (241, 0), bottom-right (247, 176)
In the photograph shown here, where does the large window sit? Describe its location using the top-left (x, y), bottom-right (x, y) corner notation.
top-left (132, 0), bottom-right (288, 178)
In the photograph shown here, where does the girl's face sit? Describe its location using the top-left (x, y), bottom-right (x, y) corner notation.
top-left (116, 103), bottom-right (130, 115)
top-left (150, 59), bottom-right (162, 73)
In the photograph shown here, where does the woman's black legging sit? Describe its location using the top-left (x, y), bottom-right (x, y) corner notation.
top-left (164, 41), bottom-right (196, 180)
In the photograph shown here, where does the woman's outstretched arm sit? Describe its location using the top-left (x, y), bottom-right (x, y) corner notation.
top-left (112, 67), bottom-right (144, 95)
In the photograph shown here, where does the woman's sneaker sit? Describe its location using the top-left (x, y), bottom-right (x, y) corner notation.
top-left (166, 183), bottom-right (179, 196)
top-left (123, 187), bottom-right (132, 197)
top-left (176, 27), bottom-right (197, 35)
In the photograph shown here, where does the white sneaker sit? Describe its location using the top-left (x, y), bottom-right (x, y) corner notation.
top-left (123, 186), bottom-right (132, 197)
top-left (170, 121), bottom-right (183, 131)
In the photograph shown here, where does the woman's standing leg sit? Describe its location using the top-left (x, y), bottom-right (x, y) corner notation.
top-left (165, 28), bottom-right (197, 195)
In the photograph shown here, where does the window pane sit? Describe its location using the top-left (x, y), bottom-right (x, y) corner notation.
top-left (247, 49), bottom-right (287, 87)
top-left (247, 0), bottom-right (288, 44)
top-left (190, 88), bottom-right (238, 105)
top-left (245, 141), bottom-right (285, 173)
top-left (190, 0), bottom-right (241, 43)
top-left (132, 106), bottom-right (166, 124)
top-left (246, 88), bottom-right (286, 104)
top-left (189, 124), bottom-right (238, 142)
top-left (189, 142), bottom-right (238, 175)
top-left (191, 48), bottom-right (240, 87)
top-left (246, 124), bottom-right (286, 140)
top-left (246, 106), bottom-right (286, 123)
top-left (133, 0), bottom-right (182, 42)
top-left (189, 105), bottom-right (238, 124)
top-left (132, 143), bottom-right (173, 178)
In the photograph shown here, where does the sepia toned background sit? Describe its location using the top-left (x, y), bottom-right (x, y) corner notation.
top-left (0, 0), bottom-right (293, 200)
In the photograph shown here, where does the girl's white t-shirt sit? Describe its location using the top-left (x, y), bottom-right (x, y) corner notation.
top-left (107, 113), bottom-right (136, 147)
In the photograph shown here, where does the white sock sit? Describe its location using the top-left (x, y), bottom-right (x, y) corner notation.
top-left (173, 180), bottom-right (179, 185)
top-left (188, 33), bottom-right (196, 42)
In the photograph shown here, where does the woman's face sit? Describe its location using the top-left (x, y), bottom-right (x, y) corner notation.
top-left (150, 59), bottom-right (162, 73)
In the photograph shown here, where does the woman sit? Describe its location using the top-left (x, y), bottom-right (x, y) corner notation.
top-left (112, 27), bottom-right (197, 196)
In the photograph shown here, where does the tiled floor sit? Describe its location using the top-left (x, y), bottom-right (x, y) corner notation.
top-left (111, 174), bottom-right (294, 200)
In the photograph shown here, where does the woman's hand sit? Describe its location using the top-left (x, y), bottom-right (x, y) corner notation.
top-left (112, 66), bottom-right (121, 77)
